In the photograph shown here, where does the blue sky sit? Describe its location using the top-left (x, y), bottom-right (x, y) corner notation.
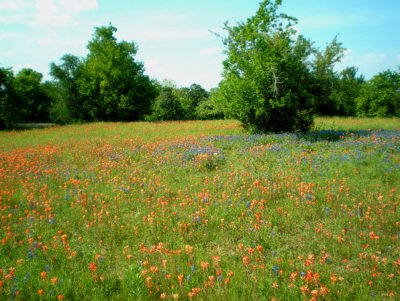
top-left (1, 0), bottom-right (399, 89)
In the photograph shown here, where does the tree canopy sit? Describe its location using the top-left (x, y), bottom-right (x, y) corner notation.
top-left (217, 0), bottom-right (316, 133)
top-left (50, 25), bottom-right (157, 123)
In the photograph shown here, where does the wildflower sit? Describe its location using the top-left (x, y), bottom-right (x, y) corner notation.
top-left (305, 270), bottom-right (313, 282)
top-left (242, 256), bottom-right (250, 266)
top-left (320, 285), bottom-right (329, 296)
top-left (300, 285), bottom-right (309, 294)
top-left (150, 266), bottom-right (159, 273)
top-left (201, 261), bottom-right (209, 270)
top-left (212, 256), bottom-right (221, 266)
top-left (247, 247), bottom-right (254, 255)
top-left (38, 289), bottom-right (44, 296)
top-left (50, 277), bottom-right (58, 285)
top-left (272, 282), bottom-right (279, 288)
top-left (177, 274), bottom-right (184, 286)
top-left (185, 245), bottom-right (193, 255)
top-left (57, 295), bottom-right (65, 300)
top-left (146, 276), bottom-right (153, 288)
top-left (160, 293), bottom-right (166, 299)
top-left (89, 262), bottom-right (97, 272)
top-left (39, 271), bottom-right (47, 280)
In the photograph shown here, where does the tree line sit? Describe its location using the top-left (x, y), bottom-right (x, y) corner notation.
top-left (1, 0), bottom-right (399, 132)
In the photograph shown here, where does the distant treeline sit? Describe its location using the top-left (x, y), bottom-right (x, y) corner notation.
top-left (1, 21), bottom-right (399, 130)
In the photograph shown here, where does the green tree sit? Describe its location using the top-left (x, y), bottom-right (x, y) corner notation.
top-left (217, 0), bottom-right (315, 133)
top-left (177, 83), bottom-right (210, 119)
top-left (0, 67), bottom-right (20, 128)
top-left (148, 86), bottom-right (185, 121)
top-left (13, 68), bottom-right (52, 122)
top-left (79, 25), bottom-right (156, 121)
top-left (49, 54), bottom-right (85, 123)
top-left (331, 67), bottom-right (364, 116)
top-left (195, 88), bottom-right (224, 120)
top-left (311, 36), bottom-right (345, 116)
top-left (356, 69), bottom-right (400, 117)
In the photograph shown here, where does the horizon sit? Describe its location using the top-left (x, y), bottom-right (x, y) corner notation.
top-left (1, 0), bottom-right (400, 89)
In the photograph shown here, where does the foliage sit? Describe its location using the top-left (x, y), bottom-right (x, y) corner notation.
top-left (0, 120), bottom-right (399, 300)
top-left (195, 88), bottom-right (224, 120)
top-left (0, 67), bottom-right (20, 128)
top-left (49, 54), bottom-right (85, 123)
top-left (13, 68), bottom-right (52, 123)
top-left (310, 36), bottom-right (346, 116)
top-left (80, 25), bottom-right (156, 121)
top-left (218, 0), bottom-right (316, 133)
top-left (50, 25), bottom-right (157, 123)
top-left (180, 83), bottom-right (210, 119)
top-left (147, 86), bottom-right (185, 121)
top-left (356, 68), bottom-right (400, 117)
top-left (331, 67), bottom-right (365, 116)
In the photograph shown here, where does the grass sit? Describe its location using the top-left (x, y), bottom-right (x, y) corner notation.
top-left (0, 118), bottom-right (399, 300)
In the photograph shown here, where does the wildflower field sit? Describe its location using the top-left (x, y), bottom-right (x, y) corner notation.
top-left (0, 118), bottom-right (399, 300)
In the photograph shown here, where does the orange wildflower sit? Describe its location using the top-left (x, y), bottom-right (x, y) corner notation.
top-left (146, 276), bottom-right (153, 288)
top-left (185, 245), bottom-right (193, 255)
top-left (201, 261), bottom-right (209, 270)
top-left (40, 271), bottom-right (47, 280)
top-left (89, 262), bottom-right (97, 272)
top-left (50, 277), bottom-right (58, 285)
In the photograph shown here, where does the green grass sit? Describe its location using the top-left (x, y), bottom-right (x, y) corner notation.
top-left (0, 118), bottom-right (399, 300)
top-left (314, 116), bottom-right (400, 131)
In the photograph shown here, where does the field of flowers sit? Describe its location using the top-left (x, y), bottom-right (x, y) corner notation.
top-left (0, 118), bottom-right (399, 300)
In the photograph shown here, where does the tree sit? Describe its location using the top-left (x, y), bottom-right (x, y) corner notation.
top-left (310, 36), bottom-right (345, 116)
top-left (0, 67), bottom-right (20, 128)
top-left (148, 86), bottom-right (185, 121)
top-left (331, 67), bottom-right (364, 116)
top-left (217, 0), bottom-right (315, 133)
top-left (49, 54), bottom-right (85, 123)
top-left (356, 69), bottom-right (400, 117)
top-left (177, 83), bottom-right (210, 119)
top-left (195, 87), bottom-right (224, 120)
top-left (13, 68), bottom-right (52, 122)
top-left (79, 25), bottom-right (156, 121)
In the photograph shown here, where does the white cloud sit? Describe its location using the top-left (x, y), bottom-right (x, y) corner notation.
top-left (33, 0), bottom-right (98, 27)
top-left (0, 32), bottom-right (24, 40)
top-left (59, 0), bottom-right (97, 14)
top-left (0, 0), bottom-right (29, 10)
top-left (337, 50), bottom-right (396, 78)
top-left (125, 27), bottom-right (210, 43)
top-left (200, 46), bottom-right (221, 56)
top-left (298, 12), bottom-right (374, 30)
top-left (0, 51), bottom-right (15, 58)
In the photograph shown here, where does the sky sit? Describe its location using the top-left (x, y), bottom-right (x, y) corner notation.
top-left (1, 0), bottom-right (400, 89)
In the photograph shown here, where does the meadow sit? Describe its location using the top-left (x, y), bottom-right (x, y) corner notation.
top-left (0, 118), bottom-right (399, 300)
